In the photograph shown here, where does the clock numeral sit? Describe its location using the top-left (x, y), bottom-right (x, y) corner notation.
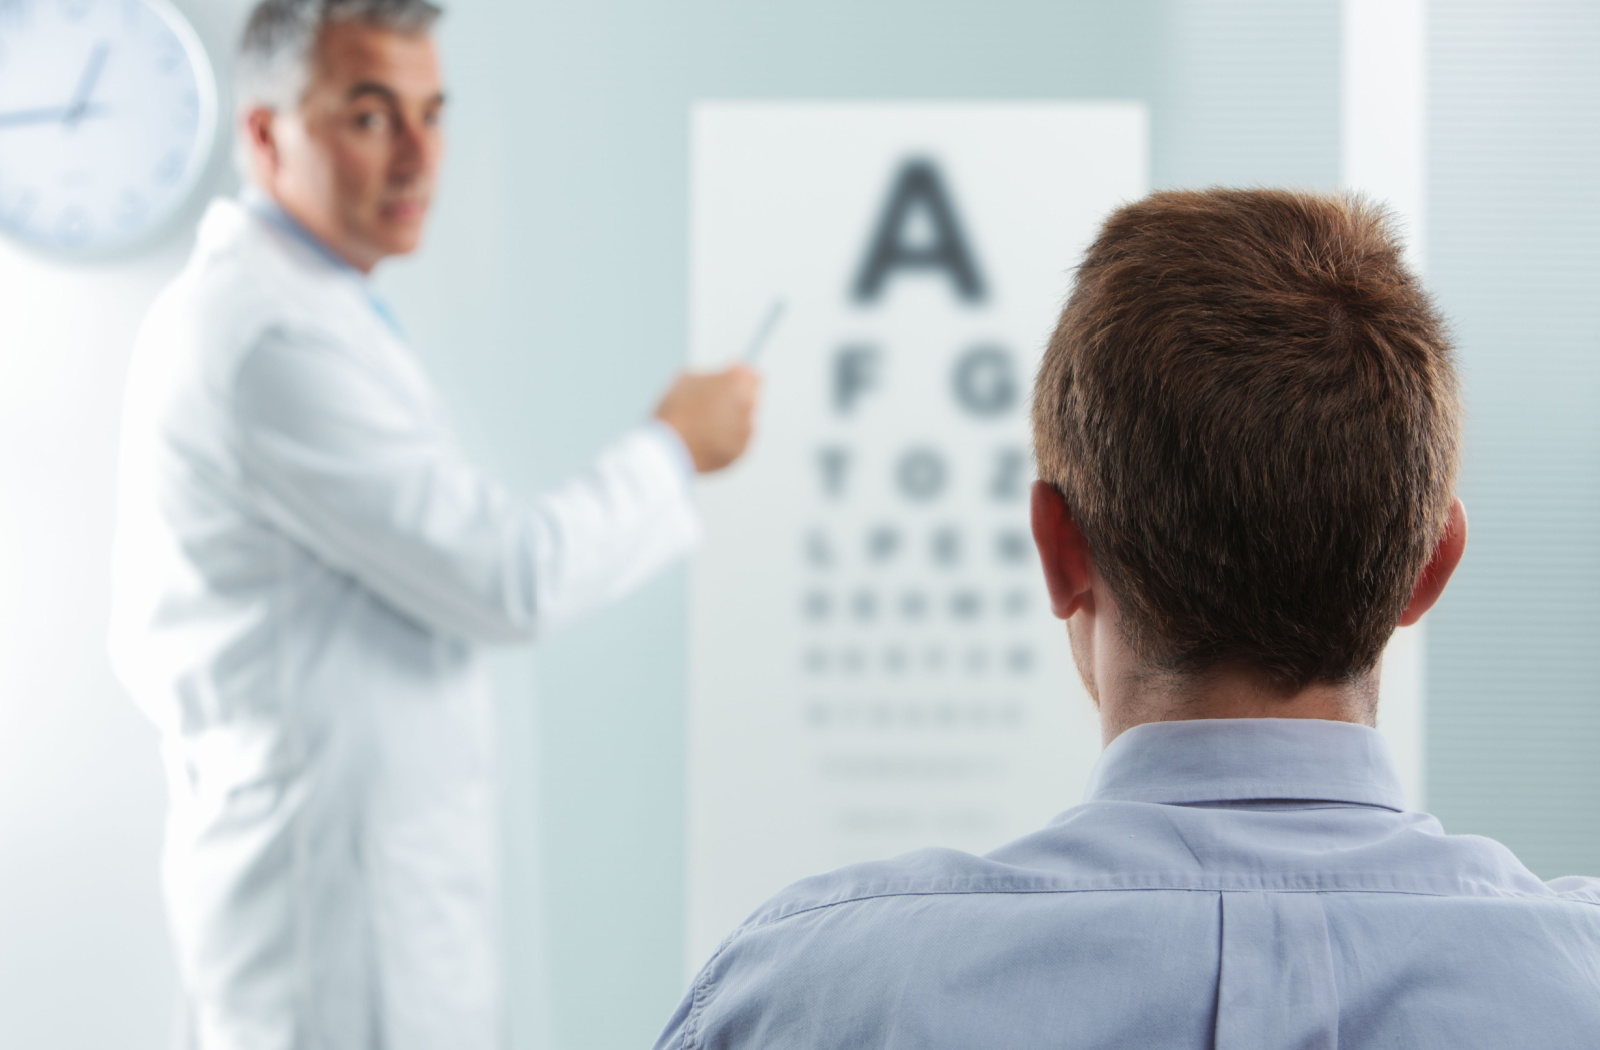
top-left (4, 188), bottom-right (38, 231)
top-left (55, 206), bottom-right (93, 247)
top-left (0, 0), bottom-right (37, 31)
top-left (116, 189), bottom-right (146, 228)
top-left (157, 36), bottom-right (182, 74)
top-left (175, 89), bottom-right (199, 130)
top-left (154, 149), bottom-right (184, 186)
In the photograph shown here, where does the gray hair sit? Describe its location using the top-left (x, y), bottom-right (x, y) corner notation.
top-left (235, 0), bottom-right (442, 114)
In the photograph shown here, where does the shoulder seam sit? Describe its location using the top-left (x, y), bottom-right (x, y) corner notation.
top-left (681, 934), bottom-right (736, 1050)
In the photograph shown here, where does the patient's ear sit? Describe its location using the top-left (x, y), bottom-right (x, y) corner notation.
top-left (1399, 497), bottom-right (1467, 627)
top-left (1030, 481), bottom-right (1095, 620)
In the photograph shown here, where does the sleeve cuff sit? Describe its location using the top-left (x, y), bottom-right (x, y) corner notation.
top-left (645, 419), bottom-right (697, 486)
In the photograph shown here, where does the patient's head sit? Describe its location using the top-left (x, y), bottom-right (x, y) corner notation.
top-left (1031, 189), bottom-right (1463, 731)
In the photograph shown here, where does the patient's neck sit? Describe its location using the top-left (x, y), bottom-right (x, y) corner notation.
top-left (1098, 660), bottom-right (1378, 747)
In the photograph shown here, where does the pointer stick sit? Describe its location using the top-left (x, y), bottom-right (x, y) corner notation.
top-left (742, 298), bottom-right (786, 365)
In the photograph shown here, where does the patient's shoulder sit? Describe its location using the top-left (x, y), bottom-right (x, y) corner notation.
top-left (733, 845), bottom-right (1048, 934)
top-left (1544, 874), bottom-right (1600, 903)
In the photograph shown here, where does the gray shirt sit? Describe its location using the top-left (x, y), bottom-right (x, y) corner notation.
top-left (655, 718), bottom-right (1600, 1049)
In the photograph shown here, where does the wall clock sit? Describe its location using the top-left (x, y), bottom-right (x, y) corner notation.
top-left (0, 0), bottom-right (217, 257)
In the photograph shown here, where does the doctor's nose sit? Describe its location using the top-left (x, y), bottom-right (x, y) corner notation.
top-left (388, 119), bottom-right (441, 186)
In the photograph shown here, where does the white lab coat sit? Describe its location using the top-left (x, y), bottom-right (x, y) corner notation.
top-left (109, 198), bottom-right (698, 1050)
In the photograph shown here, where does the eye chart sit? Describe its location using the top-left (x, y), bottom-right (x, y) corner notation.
top-left (687, 102), bottom-right (1149, 967)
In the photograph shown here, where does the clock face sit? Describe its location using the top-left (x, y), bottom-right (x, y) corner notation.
top-left (0, 0), bottom-right (217, 255)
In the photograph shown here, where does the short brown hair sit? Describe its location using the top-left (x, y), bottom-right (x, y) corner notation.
top-left (1032, 188), bottom-right (1460, 688)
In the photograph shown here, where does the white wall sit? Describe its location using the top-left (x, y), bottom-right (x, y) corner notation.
top-left (0, 235), bottom-right (176, 1043)
top-left (1343, 0), bottom-right (1429, 809)
top-left (0, 3), bottom-right (250, 1045)
top-left (0, 240), bottom-right (177, 1045)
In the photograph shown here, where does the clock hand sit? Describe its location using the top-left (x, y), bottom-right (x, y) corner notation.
top-left (63, 41), bottom-right (110, 128)
top-left (0, 104), bottom-right (109, 130)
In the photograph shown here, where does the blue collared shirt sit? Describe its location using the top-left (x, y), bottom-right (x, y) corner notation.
top-left (656, 719), bottom-right (1600, 1049)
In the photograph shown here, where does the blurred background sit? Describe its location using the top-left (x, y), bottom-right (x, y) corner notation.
top-left (0, 1), bottom-right (1596, 1048)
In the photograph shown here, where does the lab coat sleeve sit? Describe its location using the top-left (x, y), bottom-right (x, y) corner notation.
top-left (231, 327), bottom-right (700, 644)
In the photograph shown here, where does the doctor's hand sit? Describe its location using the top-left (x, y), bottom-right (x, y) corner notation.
top-left (654, 364), bottom-right (760, 474)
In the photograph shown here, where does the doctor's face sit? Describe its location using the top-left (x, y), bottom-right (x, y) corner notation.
top-left (259, 22), bottom-right (446, 272)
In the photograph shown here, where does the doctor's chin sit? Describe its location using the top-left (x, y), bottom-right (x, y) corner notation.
top-left (2, 2), bottom-right (1598, 1049)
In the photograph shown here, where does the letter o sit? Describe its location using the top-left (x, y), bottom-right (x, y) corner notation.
top-left (896, 447), bottom-right (948, 501)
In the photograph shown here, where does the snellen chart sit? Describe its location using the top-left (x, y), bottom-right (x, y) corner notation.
top-left (688, 102), bottom-right (1148, 968)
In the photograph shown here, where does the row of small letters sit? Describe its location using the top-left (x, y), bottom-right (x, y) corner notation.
top-left (804, 526), bottom-right (1033, 570)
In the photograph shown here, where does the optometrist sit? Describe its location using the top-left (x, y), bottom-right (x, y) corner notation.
top-left (108, 2), bottom-right (758, 1047)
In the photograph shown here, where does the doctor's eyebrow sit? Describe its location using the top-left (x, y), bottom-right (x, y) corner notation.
top-left (346, 82), bottom-right (448, 107)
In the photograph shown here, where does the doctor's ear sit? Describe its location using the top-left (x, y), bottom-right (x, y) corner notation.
top-left (243, 108), bottom-right (281, 177)
top-left (1030, 481), bottom-right (1095, 621)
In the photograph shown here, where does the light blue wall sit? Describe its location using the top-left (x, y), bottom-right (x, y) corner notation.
top-left (1426, 1), bottom-right (1600, 879)
top-left (378, 3), bottom-right (1340, 1046)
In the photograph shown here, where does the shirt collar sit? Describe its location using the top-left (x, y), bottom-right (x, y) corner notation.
top-left (240, 186), bottom-right (362, 277)
top-left (1081, 718), bottom-right (1406, 812)
top-left (238, 188), bottom-right (406, 338)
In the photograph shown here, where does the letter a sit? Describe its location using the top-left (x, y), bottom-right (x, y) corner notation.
top-left (852, 159), bottom-right (986, 304)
